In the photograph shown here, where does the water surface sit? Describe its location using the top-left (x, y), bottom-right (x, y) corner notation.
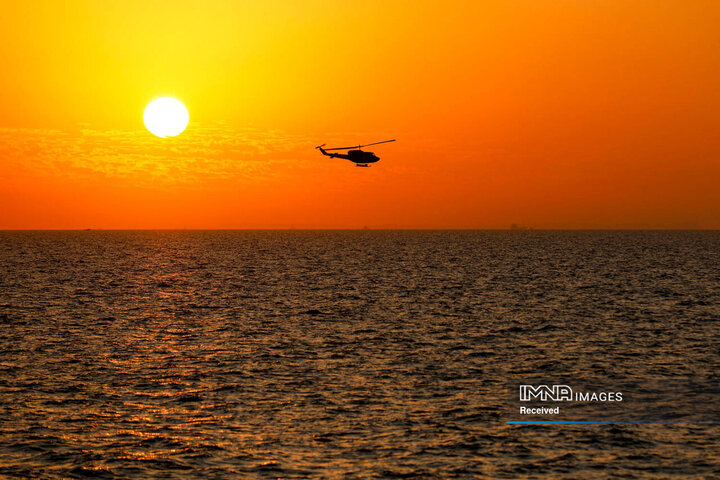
top-left (1, 231), bottom-right (718, 478)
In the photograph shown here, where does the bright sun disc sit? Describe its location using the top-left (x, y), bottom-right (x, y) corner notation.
top-left (143, 97), bottom-right (189, 138)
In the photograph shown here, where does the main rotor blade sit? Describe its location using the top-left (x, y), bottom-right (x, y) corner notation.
top-left (323, 145), bottom-right (361, 151)
top-left (359, 139), bottom-right (396, 148)
top-left (323, 139), bottom-right (396, 151)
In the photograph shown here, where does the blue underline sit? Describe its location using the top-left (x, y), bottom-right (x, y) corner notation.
top-left (508, 421), bottom-right (718, 425)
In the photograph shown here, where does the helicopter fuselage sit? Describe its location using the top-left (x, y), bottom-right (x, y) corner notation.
top-left (345, 150), bottom-right (379, 164)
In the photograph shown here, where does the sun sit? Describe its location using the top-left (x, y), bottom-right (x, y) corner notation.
top-left (143, 97), bottom-right (189, 138)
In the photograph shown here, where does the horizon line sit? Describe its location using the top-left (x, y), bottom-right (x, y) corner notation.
top-left (1, 228), bottom-right (718, 232)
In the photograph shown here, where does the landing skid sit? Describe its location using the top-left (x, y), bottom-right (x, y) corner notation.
top-left (355, 164), bottom-right (370, 167)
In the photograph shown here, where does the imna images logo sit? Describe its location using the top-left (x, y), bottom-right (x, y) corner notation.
top-left (519, 385), bottom-right (623, 402)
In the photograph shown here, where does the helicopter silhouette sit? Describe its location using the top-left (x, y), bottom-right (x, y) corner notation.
top-left (316, 139), bottom-right (395, 167)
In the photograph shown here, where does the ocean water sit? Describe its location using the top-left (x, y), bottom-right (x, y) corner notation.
top-left (0, 230), bottom-right (718, 479)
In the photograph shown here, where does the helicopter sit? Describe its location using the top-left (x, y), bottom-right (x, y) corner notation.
top-left (315, 139), bottom-right (395, 167)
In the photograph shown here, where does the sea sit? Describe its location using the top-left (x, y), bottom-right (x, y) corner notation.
top-left (0, 230), bottom-right (718, 479)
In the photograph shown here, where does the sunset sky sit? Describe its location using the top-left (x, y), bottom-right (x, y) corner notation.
top-left (1, 1), bottom-right (719, 229)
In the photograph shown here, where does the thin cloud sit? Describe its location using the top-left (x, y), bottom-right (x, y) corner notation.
top-left (0, 125), bottom-right (314, 186)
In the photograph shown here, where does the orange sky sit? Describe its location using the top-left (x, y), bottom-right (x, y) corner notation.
top-left (1, 1), bottom-right (719, 229)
